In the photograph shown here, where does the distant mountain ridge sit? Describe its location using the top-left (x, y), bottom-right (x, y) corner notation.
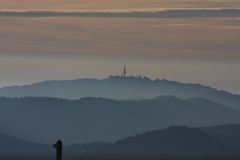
top-left (0, 76), bottom-right (239, 110)
top-left (0, 96), bottom-right (240, 144)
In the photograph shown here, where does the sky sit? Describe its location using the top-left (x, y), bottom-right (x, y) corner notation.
top-left (0, 0), bottom-right (240, 10)
top-left (0, 0), bottom-right (240, 94)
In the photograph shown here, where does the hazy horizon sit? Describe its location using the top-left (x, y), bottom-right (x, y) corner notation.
top-left (0, 0), bottom-right (240, 94)
top-left (0, 56), bottom-right (239, 95)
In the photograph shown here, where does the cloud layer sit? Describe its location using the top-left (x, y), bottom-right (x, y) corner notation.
top-left (0, 9), bottom-right (240, 18)
top-left (0, 0), bottom-right (240, 10)
top-left (0, 17), bottom-right (239, 61)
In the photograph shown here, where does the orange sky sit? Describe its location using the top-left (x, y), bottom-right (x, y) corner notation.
top-left (0, 16), bottom-right (240, 93)
top-left (0, 17), bottom-right (239, 61)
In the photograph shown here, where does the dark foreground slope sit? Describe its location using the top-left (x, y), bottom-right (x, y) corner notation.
top-left (0, 76), bottom-right (239, 110)
top-left (2, 125), bottom-right (240, 160)
top-left (0, 96), bottom-right (240, 144)
top-left (64, 126), bottom-right (239, 160)
top-left (201, 124), bottom-right (240, 152)
top-left (0, 132), bottom-right (53, 160)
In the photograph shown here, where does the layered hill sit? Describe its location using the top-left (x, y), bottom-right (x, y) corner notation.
top-left (0, 76), bottom-right (239, 110)
top-left (200, 124), bottom-right (240, 152)
top-left (65, 126), bottom-right (238, 160)
top-left (0, 96), bottom-right (240, 144)
top-left (0, 132), bottom-right (52, 160)
top-left (2, 125), bottom-right (240, 160)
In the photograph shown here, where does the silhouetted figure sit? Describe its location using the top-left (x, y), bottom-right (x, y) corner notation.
top-left (54, 140), bottom-right (62, 160)
top-left (123, 63), bottom-right (127, 77)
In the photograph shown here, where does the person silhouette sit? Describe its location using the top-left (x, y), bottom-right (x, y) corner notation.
top-left (53, 140), bottom-right (62, 160)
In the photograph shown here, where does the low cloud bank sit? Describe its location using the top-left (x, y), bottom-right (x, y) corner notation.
top-left (0, 9), bottom-right (240, 18)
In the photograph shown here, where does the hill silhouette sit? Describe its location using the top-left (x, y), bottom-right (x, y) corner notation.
top-left (0, 132), bottom-right (52, 160)
top-left (201, 124), bottom-right (240, 153)
top-left (0, 76), bottom-right (239, 110)
top-left (0, 96), bottom-right (240, 144)
top-left (1, 125), bottom-right (240, 160)
top-left (64, 126), bottom-right (239, 160)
